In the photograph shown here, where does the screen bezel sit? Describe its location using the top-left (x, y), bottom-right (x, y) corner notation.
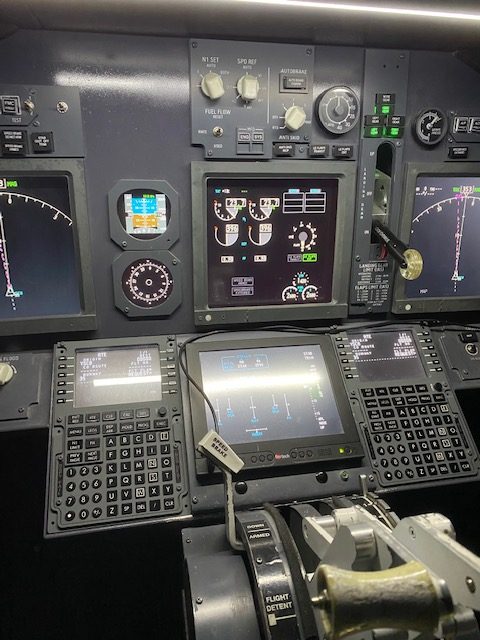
top-left (186, 335), bottom-right (362, 471)
top-left (192, 161), bottom-right (356, 326)
top-left (0, 158), bottom-right (96, 336)
top-left (393, 162), bottom-right (480, 314)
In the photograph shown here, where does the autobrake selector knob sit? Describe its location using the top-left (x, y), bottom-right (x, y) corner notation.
top-left (236, 74), bottom-right (259, 101)
top-left (0, 362), bottom-right (14, 386)
top-left (284, 105), bottom-right (307, 131)
top-left (200, 72), bottom-right (225, 100)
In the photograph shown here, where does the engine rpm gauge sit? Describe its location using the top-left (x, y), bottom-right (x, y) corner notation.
top-left (122, 258), bottom-right (173, 308)
top-left (413, 108), bottom-right (447, 146)
top-left (316, 86), bottom-right (360, 134)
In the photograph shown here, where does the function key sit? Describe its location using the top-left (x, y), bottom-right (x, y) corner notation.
top-left (365, 399), bottom-right (378, 408)
top-left (433, 393), bottom-right (446, 402)
top-left (376, 387), bottom-right (388, 397)
top-left (102, 411), bottom-right (117, 422)
top-left (370, 421), bottom-right (383, 432)
top-left (154, 419), bottom-right (169, 429)
top-left (103, 423), bottom-right (117, 434)
top-left (402, 385), bottom-right (415, 394)
top-left (415, 384), bottom-right (428, 393)
top-left (86, 437), bottom-right (100, 449)
top-left (136, 408), bottom-right (150, 419)
top-left (119, 409), bottom-right (134, 420)
top-left (85, 425), bottom-right (100, 436)
top-left (388, 386), bottom-right (401, 395)
top-left (164, 499), bottom-right (175, 510)
top-left (379, 398), bottom-right (391, 407)
top-left (361, 388), bottom-right (375, 398)
top-left (86, 413), bottom-right (100, 423)
top-left (68, 414), bottom-right (84, 425)
top-left (85, 450), bottom-right (101, 463)
top-left (419, 394), bottom-right (431, 404)
top-left (67, 427), bottom-right (83, 437)
top-left (67, 452), bottom-right (82, 464)
top-left (136, 420), bottom-right (151, 431)
top-left (120, 422), bottom-right (135, 433)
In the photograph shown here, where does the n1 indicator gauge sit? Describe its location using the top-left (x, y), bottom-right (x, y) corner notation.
top-left (316, 86), bottom-right (360, 135)
top-left (413, 108), bottom-right (447, 146)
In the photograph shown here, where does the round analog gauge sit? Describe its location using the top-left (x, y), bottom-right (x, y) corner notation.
top-left (317, 86), bottom-right (360, 134)
top-left (122, 258), bottom-right (173, 307)
top-left (414, 108), bottom-right (447, 146)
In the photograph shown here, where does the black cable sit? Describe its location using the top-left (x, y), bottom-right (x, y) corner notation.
top-left (177, 318), bottom-right (480, 439)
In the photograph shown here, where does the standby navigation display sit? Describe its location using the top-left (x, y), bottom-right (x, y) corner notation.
top-left (75, 346), bottom-right (162, 407)
top-left (198, 344), bottom-right (344, 445)
top-left (349, 331), bottom-right (425, 381)
top-left (206, 178), bottom-right (339, 308)
top-left (405, 176), bottom-right (480, 299)
top-left (0, 174), bottom-right (81, 319)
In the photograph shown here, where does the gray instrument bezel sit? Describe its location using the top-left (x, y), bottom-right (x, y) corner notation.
top-left (393, 162), bottom-right (480, 314)
top-left (112, 250), bottom-right (182, 317)
top-left (0, 158), bottom-right (96, 335)
top-left (108, 179), bottom-right (180, 251)
top-left (192, 160), bottom-right (356, 326)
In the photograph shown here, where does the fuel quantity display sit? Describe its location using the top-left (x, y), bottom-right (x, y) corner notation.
top-left (206, 177), bottom-right (338, 308)
top-left (406, 176), bottom-right (480, 299)
top-left (0, 175), bottom-right (81, 319)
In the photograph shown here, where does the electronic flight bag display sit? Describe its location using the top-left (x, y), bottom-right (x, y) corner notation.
top-left (187, 337), bottom-right (363, 472)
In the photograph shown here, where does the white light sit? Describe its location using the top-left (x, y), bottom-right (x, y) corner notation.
top-left (93, 375), bottom-right (162, 387)
top-left (229, 0), bottom-right (480, 22)
top-left (54, 71), bottom-right (189, 102)
top-left (204, 371), bottom-right (320, 394)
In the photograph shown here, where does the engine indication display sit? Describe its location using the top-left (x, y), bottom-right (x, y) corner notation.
top-left (405, 176), bottom-right (480, 299)
top-left (122, 258), bottom-right (173, 307)
top-left (198, 344), bottom-right (344, 445)
top-left (0, 174), bottom-right (82, 320)
top-left (206, 177), bottom-right (339, 308)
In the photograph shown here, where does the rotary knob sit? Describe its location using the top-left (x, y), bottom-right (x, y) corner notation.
top-left (0, 362), bottom-right (14, 386)
top-left (284, 105), bottom-right (307, 131)
top-left (200, 72), bottom-right (225, 100)
top-left (236, 73), bottom-right (259, 101)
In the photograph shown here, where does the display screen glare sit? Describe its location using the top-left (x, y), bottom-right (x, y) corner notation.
top-left (348, 331), bottom-right (425, 381)
top-left (198, 344), bottom-right (344, 445)
top-left (206, 177), bottom-right (338, 308)
top-left (406, 176), bottom-right (480, 299)
top-left (75, 346), bottom-right (162, 407)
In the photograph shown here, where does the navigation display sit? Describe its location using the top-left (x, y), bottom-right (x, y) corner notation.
top-left (349, 331), bottom-right (425, 381)
top-left (198, 344), bottom-right (344, 445)
top-left (75, 346), bottom-right (162, 407)
top-left (406, 176), bottom-right (480, 299)
top-left (0, 174), bottom-right (82, 320)
top-left (206, 177), bottom-right (338, 308)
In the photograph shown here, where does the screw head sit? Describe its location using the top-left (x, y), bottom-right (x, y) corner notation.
top-left (196, 596), bottom-right (203, 604)
top-left (57, 101), bottom-right (69, 113)
top-left (466, 577), bottom-right (476, 593)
